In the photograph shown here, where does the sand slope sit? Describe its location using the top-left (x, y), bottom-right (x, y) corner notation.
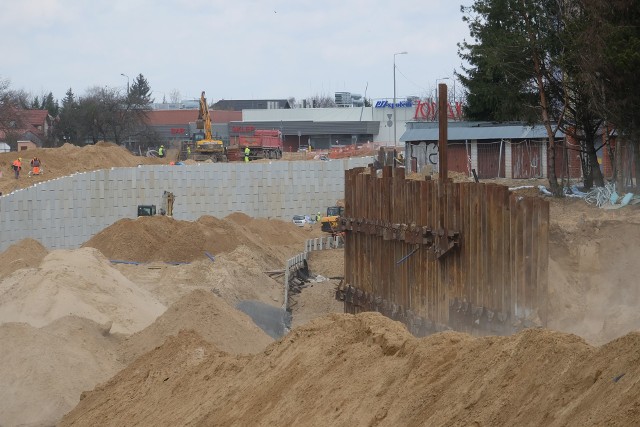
top-left (60, 313), bottom-right (640, 426)
top-left (0, 238), bottom-right (48, 279)
top-left (118, 289), bottom-right (273, 364)
top-left (0, 247), bottom-right (166, 333)
top-left (0, 316), bottom-right (124, 427)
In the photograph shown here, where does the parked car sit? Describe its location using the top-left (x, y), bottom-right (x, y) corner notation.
top-left (292, 215), bottom-right (307, 227)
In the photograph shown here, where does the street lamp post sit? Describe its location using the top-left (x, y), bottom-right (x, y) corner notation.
top-left (393, 51), bottom-right (408, 146)
top-left (121, 73), bottom-right (129, 94)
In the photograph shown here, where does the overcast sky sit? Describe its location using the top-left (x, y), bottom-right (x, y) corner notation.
top-left (1, 0), bottom-right (472, 105)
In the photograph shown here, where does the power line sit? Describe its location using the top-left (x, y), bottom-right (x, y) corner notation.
top-left (394, 66), bottom-right (430, 94)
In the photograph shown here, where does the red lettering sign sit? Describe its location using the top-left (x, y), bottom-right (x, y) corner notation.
top-left (170, 128), bottom-right (186, 135)
top-left (414, 100), bottom-right (464, 121)
top-left (231, 126), bottom-right (256, 133)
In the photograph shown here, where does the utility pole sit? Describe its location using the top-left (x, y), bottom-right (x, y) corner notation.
top-left (393, 51), bottom-right (408, 146)
top-left (121, 73), bottom-right (129, 94)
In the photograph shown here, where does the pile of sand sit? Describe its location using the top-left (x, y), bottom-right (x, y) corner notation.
top-left (83, 213), bottom-right (314, 264)
top-left (0, 247), bottom-right (166, 334)
top-left (0, 238), bottom-right (48, 279)
top-left (60, 312), bottom-right (640, 426)
top-left (118, 289), bottom-right (273, 364)
top-left (0, 142), bottom-right (166, 196)
top-left (548, 219), bottom-right (640, 345)
top-left (0, 316), bottom-right (124, 427)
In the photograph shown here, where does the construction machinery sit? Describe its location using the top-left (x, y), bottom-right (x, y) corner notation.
top-left (227, 129), bottom-right (283, 161)
top-left (320, 205), bottom-right (345, 235)
top-left (193, 91), bottom-right (227, 162)
top-left (137, 191), bottom-right (175, 217)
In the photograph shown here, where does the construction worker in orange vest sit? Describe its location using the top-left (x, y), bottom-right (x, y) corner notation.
top-left (12, 157), bottom-right (22, 179)
top-left (30, 157), bottom-right (41, 175)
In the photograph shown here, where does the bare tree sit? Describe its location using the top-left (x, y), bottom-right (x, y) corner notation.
top-left (169, 89), bottom-right (181, 104)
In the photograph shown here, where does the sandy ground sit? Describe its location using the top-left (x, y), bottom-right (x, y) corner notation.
top-left (0, 142), bottom-right (166, 196)
top-left (1, 143), bottom-right (639, 426)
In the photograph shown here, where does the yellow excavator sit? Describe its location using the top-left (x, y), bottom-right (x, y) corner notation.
top-left (193, 91), bottom-right (227, 162)
top-left (320, 205), bottom-right (345, 235)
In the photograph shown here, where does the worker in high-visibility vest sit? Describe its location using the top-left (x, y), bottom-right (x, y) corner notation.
top-left (158, 145), bottom-right (165, 158)
top-left (30, 157), bottom-right (41, 175)
top-left (244, 146), bottom-right (250, 163)
top-left (12, 157), bottom-right (22, 179)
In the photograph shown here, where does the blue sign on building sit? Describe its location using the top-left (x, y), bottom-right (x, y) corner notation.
top-left (375, 100), bottom-right (414, 109)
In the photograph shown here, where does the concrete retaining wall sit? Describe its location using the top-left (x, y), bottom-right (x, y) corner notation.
top-left (0, 158), bottom-right (370, 252)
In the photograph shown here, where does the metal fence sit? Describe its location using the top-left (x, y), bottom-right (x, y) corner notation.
top-left (337, 166), bottom-right (549, 336)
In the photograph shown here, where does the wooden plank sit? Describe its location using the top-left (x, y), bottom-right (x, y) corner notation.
top-left (383, 174), bottom-right (392, 307)
top-left (490, 185), bottom-right (501, 313)
top-left (480, 183), bottom-right (489, 309)
top-left (515, 195), bottom-right (525, 321)
top-left (537, 199), bottom-right (550, 326)
top-left (419, 180), bottom-right (428, 319)
top-left (528, 197), bottom-right (538, 323)
top-left (500, 186), bottom-right (511, 320)
top-left (427, 180), bottom-right (436, 321)
top-left (523, 197), bottom-right (533, 322)
top-left (444, 180), bottom-right (454, 325)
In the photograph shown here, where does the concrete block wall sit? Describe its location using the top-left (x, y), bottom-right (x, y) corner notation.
top-left (0, 158), bottom-right (370, 252)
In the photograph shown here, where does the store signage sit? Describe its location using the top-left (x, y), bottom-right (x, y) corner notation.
top-left (170, 128), bottom-right (186, 134)
top-left (414, 100), bottom-right (464, 121)
top-left (231, 126), bottom-right (256, 133)
top-left (374, 100), bottom-right (414, 109)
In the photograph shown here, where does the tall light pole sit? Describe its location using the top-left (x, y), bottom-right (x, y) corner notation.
top-left (121, 73), bottom-right (129, 94)
top-left (393, 51), bottom-right (408, 146)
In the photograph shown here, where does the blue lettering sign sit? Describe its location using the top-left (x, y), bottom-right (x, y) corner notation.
top-left (374, 100), bottom-right (413, 108)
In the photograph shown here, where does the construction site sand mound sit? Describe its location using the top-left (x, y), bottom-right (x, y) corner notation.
top-left (82, 214), bottom-right (313, 264)
top-left (548, 219), bottom-right (640, 345)
top-left (0, 316), bottom-right (124, 427)
top-left (60, 312), bottom-right (640, 427)
top-left (118, 289), bottom-right (273, 365)
top-left (0, 238), bottom-right (48, 279)
top-left (0, 247), bottom-right (166, 333)
top-left (0, 142), bottom-right (165, 196)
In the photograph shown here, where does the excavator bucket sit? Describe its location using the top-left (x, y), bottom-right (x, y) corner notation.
top-left (195, 119), bottom-right (204, 130)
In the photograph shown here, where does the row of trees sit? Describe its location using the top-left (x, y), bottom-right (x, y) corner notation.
top-left (458, 0), bottom-right (640, 192)
top-left (56, 74), bottom-right (155, 148)
top-left (0, 74), bottom-right (157, 151)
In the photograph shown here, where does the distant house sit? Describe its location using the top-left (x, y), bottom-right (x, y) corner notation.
top-left (0, 142), bottom-right (10, 153)
top-left (400, 121), bottom-right (579, 180)
top-left (0, 109), bottom-right (53, 147)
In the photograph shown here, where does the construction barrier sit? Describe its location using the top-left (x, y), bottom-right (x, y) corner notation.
top-left (283, 252), bottom-right (308, 311)
top-left (338, 166), bottom-right (549, 336)
top-left (305, 235), bottom-right (344, 252)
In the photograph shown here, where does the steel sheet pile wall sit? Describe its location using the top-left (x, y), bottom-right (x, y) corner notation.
top-left (339, 166), bottom-right (549, 336)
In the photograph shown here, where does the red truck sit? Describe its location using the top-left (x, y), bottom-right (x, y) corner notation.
top-left (228, 129), bottom-right (283, 161)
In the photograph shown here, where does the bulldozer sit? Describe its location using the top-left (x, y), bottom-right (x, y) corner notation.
top-left (193, 91), bottom-right (227, 162)
top-left (320, 205), bottom-right (345, 235)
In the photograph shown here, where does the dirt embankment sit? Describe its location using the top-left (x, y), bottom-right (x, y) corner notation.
top-left (0, 316), bottom-right (124, 427)
top-left (117, 289), bottom-right (273, 365)
top-left (60, 312), bottom-right (640, 427)
top-left (548, 219), bottom-right (640, 345)
top-left (0, 238), bottom-right (48, 279)
top-left (82, 213), bottom-right (318, 264)
top-left (0, 247), bottom-right (166, 334)
top-left (0, 142), bottom-right (165, 196)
